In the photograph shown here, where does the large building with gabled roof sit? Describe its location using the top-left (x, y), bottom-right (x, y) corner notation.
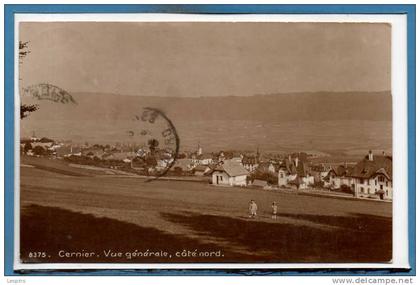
top-left (350, 150), bottom-right (393, 199)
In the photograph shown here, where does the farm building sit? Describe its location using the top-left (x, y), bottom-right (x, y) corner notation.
top-left (211, 161), bottom-right (249, 187)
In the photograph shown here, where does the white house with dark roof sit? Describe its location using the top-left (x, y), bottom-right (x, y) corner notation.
top-left (211, 161), bottom-right (249, 187)
top-left (324, 164), bottom-right (354, 189)
top-left (350, 150), bottom-right (393, 200)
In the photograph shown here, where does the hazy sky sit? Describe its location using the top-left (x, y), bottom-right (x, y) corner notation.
top-left (19, 22), bottom-right (391, 97)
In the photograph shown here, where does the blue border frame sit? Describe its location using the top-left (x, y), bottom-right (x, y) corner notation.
top-left (4, 4), bottom-right (416, 276)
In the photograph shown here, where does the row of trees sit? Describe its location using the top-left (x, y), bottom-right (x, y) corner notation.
top-left (248, 171), bottom-right (278, 185)
top-left (22, 142), bottom-right (50, 156)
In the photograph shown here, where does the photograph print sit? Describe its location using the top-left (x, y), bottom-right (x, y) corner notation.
top-left (18, 20), bottom-right (393, 265)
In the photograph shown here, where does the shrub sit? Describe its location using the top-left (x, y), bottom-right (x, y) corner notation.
top-left (32, 146), bottom-right (46, 156)
top-left (173, 167), bottom-right (183, 176)
top-left (23, 142), bottom-right (32, 153)
top-left (313, 181), bottom-right (324, 188)
top-left (340, 184), bottom-right (353, 194)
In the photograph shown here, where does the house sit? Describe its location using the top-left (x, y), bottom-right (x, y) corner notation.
top-left (192, 165), bottom-right (211, 176)
top-left (131, 154), bottom-right (158, 170)
top-left (292, 157), bottom-right (314, 189)
top-left (325, 164), bottom-right (354, 189)
top-left (39, 137), bottom-right (55, 143)
top-left (82, 148), bottom-right (105, 159)
top-left (198, 153), bottom-right (214, 165)
top-left (229, 157), bottom-right (243, 164)
top-left (211, 161), bottom-right (249, 187)
top-left (48, 142), bottom-right (62, 151)
top-left (172, 158), bottom-right (195, 172)
top-left (70, 146), bottom-right (82, 156)
top-left (309, 164), bottom-right (331, 184)
top-left (55, 146), bottom-right (82, 157)
top-left (268, 162), bottom-right (278, 173)
top-left (278, 156), bottom-right (297, 187)
top-left (103, 152), bottom-right (136, 161)
top-left (252, 179), bottom-right (268, 188)
top-left (257, 161), bottom-right (278, 174)
top-left (157, 158), bottom-right (175, 169)
top-left (290, 152), bottom-right (309, 163)
top-left (242, 155), bottom-right (259, 172)
top-left (31, 141), bottom-right (54, 150)
top-left (278, 166), bottom-right (291, 187)
top-left (350, 151), bottom-right (393, 199)
top-left (278, 155), bottom-right (314, 189)
top-left (153, 149), bottom-right (175, 169)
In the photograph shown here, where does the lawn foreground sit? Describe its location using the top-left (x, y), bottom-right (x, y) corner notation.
top-left (20, 165), bottom-right (392, 263)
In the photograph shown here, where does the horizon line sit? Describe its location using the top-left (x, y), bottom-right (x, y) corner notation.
top-left (67, 90), bottom-right (392, 98)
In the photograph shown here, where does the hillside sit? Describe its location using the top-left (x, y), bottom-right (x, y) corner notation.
top-left (21, 91), bottom-right (392, 123)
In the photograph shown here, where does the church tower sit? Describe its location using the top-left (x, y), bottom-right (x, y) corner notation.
top-left (256, 146), bottom-right (260, 163)
top-left (197, 142), bottom-right (203, 156)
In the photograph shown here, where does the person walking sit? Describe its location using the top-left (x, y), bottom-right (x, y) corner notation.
top-left (249, 200), bottom-right (258, 218)
top-left (271, 202), bottom-right (278, 219)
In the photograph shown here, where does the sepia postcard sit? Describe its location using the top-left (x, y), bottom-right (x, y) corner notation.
top-left (13, 13), bottom-right (409, 271)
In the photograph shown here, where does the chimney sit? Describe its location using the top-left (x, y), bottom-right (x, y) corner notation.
top-left (295, 156), bottom-right (299, 167)
top-left (368, 150), bottom-right (373, 161)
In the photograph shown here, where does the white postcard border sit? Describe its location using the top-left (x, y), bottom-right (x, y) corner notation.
top-left (13, 13), bottom-right (408, 270)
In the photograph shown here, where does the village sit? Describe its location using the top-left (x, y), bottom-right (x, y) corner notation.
top-left (20, 133), bottom-right (393, 201)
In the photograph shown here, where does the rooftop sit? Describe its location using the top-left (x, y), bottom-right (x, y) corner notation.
top-left (214, 160), bottom-right (249, 177)
top-left (350, 155), bottom-right (392, 180)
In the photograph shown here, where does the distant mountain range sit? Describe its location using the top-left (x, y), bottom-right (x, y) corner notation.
top-left (20, 91), bottom-right (392, 153)
top-left (21, 91), bottom-right (392, 123)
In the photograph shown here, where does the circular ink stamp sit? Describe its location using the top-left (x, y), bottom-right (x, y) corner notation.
top-left (127, 107), bottom-right (180, 181)
top-left (21, 83), bottom-right (77, 105)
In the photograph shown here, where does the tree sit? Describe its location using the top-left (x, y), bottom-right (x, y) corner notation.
top-left (340, 184), bottom-right (353, 194)
top-left (19, 41), bottom-right (38, 119)
top-left (246, 175), bottom-right (254, 184)
top-left (145, 154), bottom-right (157, 167)
top-left (252, 170), bottom-right (278, 185)
top-left (20, 104), bottom-right (38, 119)
top-left (313, 180), bottom-right (325, 188)
top-left (23, 142), bottom-right (32, 153)
top-left (39, 137), bottom-right (54, 143)
top-left (173, 167), bottom-right (183, 176)
top-left (32, 146), bottom-right (46, 156)
top-left (148, 138), bottom-right (159, 154)
top-left (19, 41), bottom-right (31, 60)
top-left (176, 153), bottom-right (186, 159)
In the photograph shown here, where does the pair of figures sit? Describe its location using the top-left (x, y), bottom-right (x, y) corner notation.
top-left (248, 200), bottom-right (277, 219)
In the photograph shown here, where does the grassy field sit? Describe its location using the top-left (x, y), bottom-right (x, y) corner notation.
top-left (20, 162), bottom-right (392, 264)
top-left (20, 156), bottom-right (111, 176)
